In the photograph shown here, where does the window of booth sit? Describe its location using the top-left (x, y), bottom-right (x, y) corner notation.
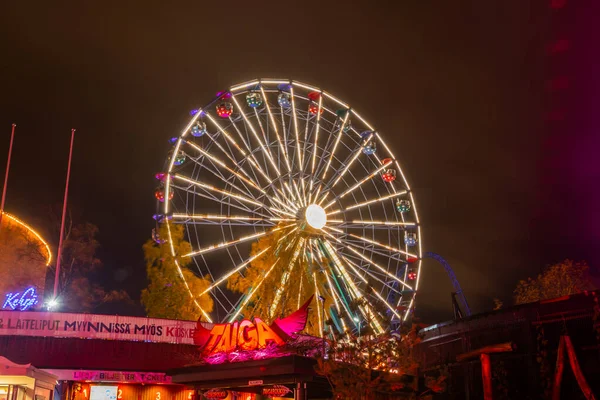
top-left (0, 385), bottom-right (25, 400)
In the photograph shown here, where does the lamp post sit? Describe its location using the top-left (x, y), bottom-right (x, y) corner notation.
top-left (53, 129), bottom-right (76, 300)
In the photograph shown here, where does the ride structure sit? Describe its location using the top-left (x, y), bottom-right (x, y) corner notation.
top-left (424, 252), bottom-right (471, 318)
top-left (155, 79), bottom-right (423, 337)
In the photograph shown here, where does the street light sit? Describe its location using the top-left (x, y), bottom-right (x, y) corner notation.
top-left (46, 298), bottom-right (59, 311)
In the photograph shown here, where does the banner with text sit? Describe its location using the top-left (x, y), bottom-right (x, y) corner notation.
top-left (43, 369), bottom-right (173, 384)
top-left (0, 311), bottom-right (198, 344)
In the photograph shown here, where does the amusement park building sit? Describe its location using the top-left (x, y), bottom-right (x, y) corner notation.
top-left (0, 212), bottom-right (52, 299)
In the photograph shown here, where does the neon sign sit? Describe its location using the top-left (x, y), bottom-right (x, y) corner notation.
top-left (3, 287), bottom-right (38, 311)
top-left (194, 296), bottom-right (313, 355)
top-left (202, 390), bottom-right (228, 399)
top-left (262, 386), bottom-right (292, 398)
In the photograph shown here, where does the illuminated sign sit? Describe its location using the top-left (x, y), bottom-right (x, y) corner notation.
top-left (194, 296), bottom-right (313, 355)
top-left (202, 390), bottom-right (228, 399)
top-left (43, 369), bottom-right (172, 384)
top-left (262, 385), bottom-right (292, 398)
top-left (3, 287), bottom-right (38, 311)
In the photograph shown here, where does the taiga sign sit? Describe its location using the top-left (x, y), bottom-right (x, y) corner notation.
top-left (194, 296), bottom-right (312, 355)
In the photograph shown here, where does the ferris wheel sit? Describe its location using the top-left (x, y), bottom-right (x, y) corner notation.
top-left (155, 79), bottom-right (422, 336)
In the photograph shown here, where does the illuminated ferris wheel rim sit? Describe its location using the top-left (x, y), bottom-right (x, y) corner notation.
top-left (159, 78), bottom-right (423, 331)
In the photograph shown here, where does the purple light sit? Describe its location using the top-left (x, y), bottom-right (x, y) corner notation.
top-left (189, 109), bottom-right (199, 116)
top-left (215, 91), bottom-right (232, 99)
top-left (3, 287), bottom-right (38, 311)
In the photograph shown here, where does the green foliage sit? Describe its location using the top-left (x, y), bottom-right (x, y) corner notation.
top-left (514, 259), bottom-right (595, 305)
top-left (141, 224), bottom-right (213, 320)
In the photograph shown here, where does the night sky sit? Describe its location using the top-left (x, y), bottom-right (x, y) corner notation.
top-left (1, 1), bottom-right (598, 322)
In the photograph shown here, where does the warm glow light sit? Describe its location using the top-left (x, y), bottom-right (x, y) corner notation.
top-left (305, 204), bottom-right (327, 229)
top-left (184, 223), bottom-right (295, 258)
top-left (2, 212), bottom-right (52, 266)
top-left (230, 80), bottom-right (260, 92)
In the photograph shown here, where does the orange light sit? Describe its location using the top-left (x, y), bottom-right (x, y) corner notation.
top-left (1, 212), bottom-right (52, 265)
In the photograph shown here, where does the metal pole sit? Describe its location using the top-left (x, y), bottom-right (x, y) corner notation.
top-left (0, 124), bottom-right (16, 229)
top-left (53, 129), bottom-right (76, 299)
top-left (480, 353), bottom-right (493, 400)
top-left (321, 298), bottom-right (326, 356)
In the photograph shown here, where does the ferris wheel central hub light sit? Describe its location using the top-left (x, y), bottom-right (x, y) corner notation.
top-left (305, 204), bottom-right (327, 229)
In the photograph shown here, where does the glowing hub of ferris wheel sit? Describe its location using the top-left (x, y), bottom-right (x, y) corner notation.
top-left (155, 78), bottom-right (422, 336)
top-left (304, 204), bottom-right (327, 230)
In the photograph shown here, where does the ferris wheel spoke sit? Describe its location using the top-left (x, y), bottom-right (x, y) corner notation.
top-left (200, 130), bottom-right (264, 190)
top-left (316, 244), bottom-right (359, 330)
top-left (231, 96), bottom-right (282, 178)
top-left (184, 140), bottom-right (265, 194)
top-left (336, 261), bottom-right (403, 322)
top-left (320, 112), bottom-right (350, 182)
top-left (310, 95), bottom-right (323, 177)
top-left (183, 223), bottom-right (295, 258)
top-left (196, 223), bottom-right (294, 298)
top-left (172, 174), bottom-right (294, 218)
top-left (289, 87), bottom-right (304, 175)
top-left (321, 231), bottom-right (413, 290)
top-left (220, 116), bottom-right (291, 210)
top-left (341, 241), bottom-right (411, 264)
top-left (325, 226), bottom-right (416, 258)
top-left (269, 237), bottom-right (305, 318)
top-left (206, 113), bottom-right (275, 189)
top-left (183, 154), bottom-right (258, 200)
top-left (330, 221), bottom-right (416, 230)
top-left (171, 213), bottom-right (293, 226)
top-left (169, 252), bottom-right (212, 322)
top-left (322, 159), bottom-right (392, 210)
top-left (371, 288), bottom-right (403, 321)
top-left (320, 239), bottom-right (384, 334)
top-left (228, 257), bottom-right (282, 322)
top-left (260, 87), bottom-right (292, 173)
top-left (337, 253), bottom-right (403, 296)
top-left (277, 96), bottom-right (304, 200)
top-left (327, 191), bottom-right (408, 216)
top-left (317, 132), bottom-right (374, 205)
top-left (170, 183), bottom-right (280, 221)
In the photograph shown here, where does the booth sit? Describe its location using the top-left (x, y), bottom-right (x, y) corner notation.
top-left (0, 357), bottom-right (57, 400)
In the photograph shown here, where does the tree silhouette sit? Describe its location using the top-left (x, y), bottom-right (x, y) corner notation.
top-left (514, 259), bottom-right (595, 305)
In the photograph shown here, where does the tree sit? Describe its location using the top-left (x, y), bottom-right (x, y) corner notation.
top-left (514, 259), bottom-right (595, 305)
top-left (51, 221), bottom-right (132, 313)
top-left (227, 227), bottom-right (334, 336)
top-left (315, 323), bottom-right (431, 399)
top-left (141, 224), bottom-right (213, 320)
